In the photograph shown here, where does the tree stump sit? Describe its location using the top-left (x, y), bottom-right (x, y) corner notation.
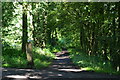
top-left (26, 42), bottom-right (34, 68)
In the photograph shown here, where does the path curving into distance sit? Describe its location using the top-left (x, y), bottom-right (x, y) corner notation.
top-left (2, 50), bottom-right (120, 80)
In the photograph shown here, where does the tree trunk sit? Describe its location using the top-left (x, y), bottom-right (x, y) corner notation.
top-left (80, 25), bottom-right (83, 50)
top-left (32, 3), bottom-right (36, 46)
top-left (22, 4), bottom-right (28, 54)
top-left (26, 42), bottom-right (34, 68)
top-left (117, 2), bottom-right (120, 71)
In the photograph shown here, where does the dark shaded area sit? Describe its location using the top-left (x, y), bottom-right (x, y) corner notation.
top-left (2, 77), bottom-right (120, 80)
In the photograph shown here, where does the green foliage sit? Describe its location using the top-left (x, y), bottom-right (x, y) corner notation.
top-left (33, 47), bottom-right (55, 69)
top-left (2, 2), bottom-right (120, 74)
top-left (3, 56), bottom-right (27, 68)
top-left (2, 2), bottom-right (16, 27)
top-left (2, 47), bottom-right (27, 68)
top-left (34, 59), bottom-right (51, 69)
top-left (2, 46), bottom-right (55, 69)
top-left (70, 51), bottom-right (120, 74)
top-left (50, 47), bottom-right (61, 52)
top-left (33, 47), bottom-right (55, 58)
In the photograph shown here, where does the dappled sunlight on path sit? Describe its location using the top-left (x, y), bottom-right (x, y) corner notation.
top-left (2, 50), bottom-right (120, 80)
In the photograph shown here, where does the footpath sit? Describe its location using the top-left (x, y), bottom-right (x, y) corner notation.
top-left (2, 50), bottom-right (120, 80)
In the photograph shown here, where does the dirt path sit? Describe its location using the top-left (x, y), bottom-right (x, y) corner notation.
top-left (2, 51), bottom-right (120, 80)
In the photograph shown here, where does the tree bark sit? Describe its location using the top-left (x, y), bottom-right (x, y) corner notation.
top-left (26, 42), bottom-right (34, 68)
top-left (22, 4), bottom-right (28, 54)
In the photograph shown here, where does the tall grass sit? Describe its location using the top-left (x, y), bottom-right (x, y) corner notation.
top-left (33, 47), bottom-right (55, 69)
top-left (2, 46), bottom-right (55, 69)
top-left (70, 51), bottom-right (120, 75)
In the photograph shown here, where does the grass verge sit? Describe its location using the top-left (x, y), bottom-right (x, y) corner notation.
top-left (2, 46), bottom-right (55, 69)
top-left (70, 51), bottom-right (120, 75)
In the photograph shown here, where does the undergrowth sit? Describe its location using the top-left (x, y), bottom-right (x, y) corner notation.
top-left (70, 50), bottom-right (120, 75)
top-left (2, 46), bottom-right (55, 69)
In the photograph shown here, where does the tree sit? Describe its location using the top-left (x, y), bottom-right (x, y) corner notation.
top-left (22, 3), bottom-right (34, 68)
top-left (22, 3), bottom-right (28, 53)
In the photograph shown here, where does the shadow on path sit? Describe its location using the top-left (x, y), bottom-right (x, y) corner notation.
top-left (2, 50), bottom-right (120, 80)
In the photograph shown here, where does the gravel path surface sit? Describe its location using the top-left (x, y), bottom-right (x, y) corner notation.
top-left (1, 51), bottom-right (120, 80)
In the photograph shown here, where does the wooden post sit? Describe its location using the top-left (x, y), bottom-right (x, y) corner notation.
top-left (26, 42), bottom-right (34, 68)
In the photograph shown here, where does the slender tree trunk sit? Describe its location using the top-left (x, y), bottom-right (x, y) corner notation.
top-left (113, 2), bottom-right (120, 71)
top-left (80, 24), bottom-right (83, 50)
top-left (91, 23), bottom-right (95, 55)
top-left (22, 4), bottom-right (28, 53)
top-left (102, 3), bottom-right (108, 60)
top-left (22, 3), bottom-right (34, 68)
top-left (32, 15), bottom-right (36, 46)
top-left (118, 2), bottom-right (120, 72)
top-left (32, 3), bottom-right (36, 46)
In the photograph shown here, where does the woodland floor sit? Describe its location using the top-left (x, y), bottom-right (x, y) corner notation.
top-left (1, 50), bottom-right (120, 80)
